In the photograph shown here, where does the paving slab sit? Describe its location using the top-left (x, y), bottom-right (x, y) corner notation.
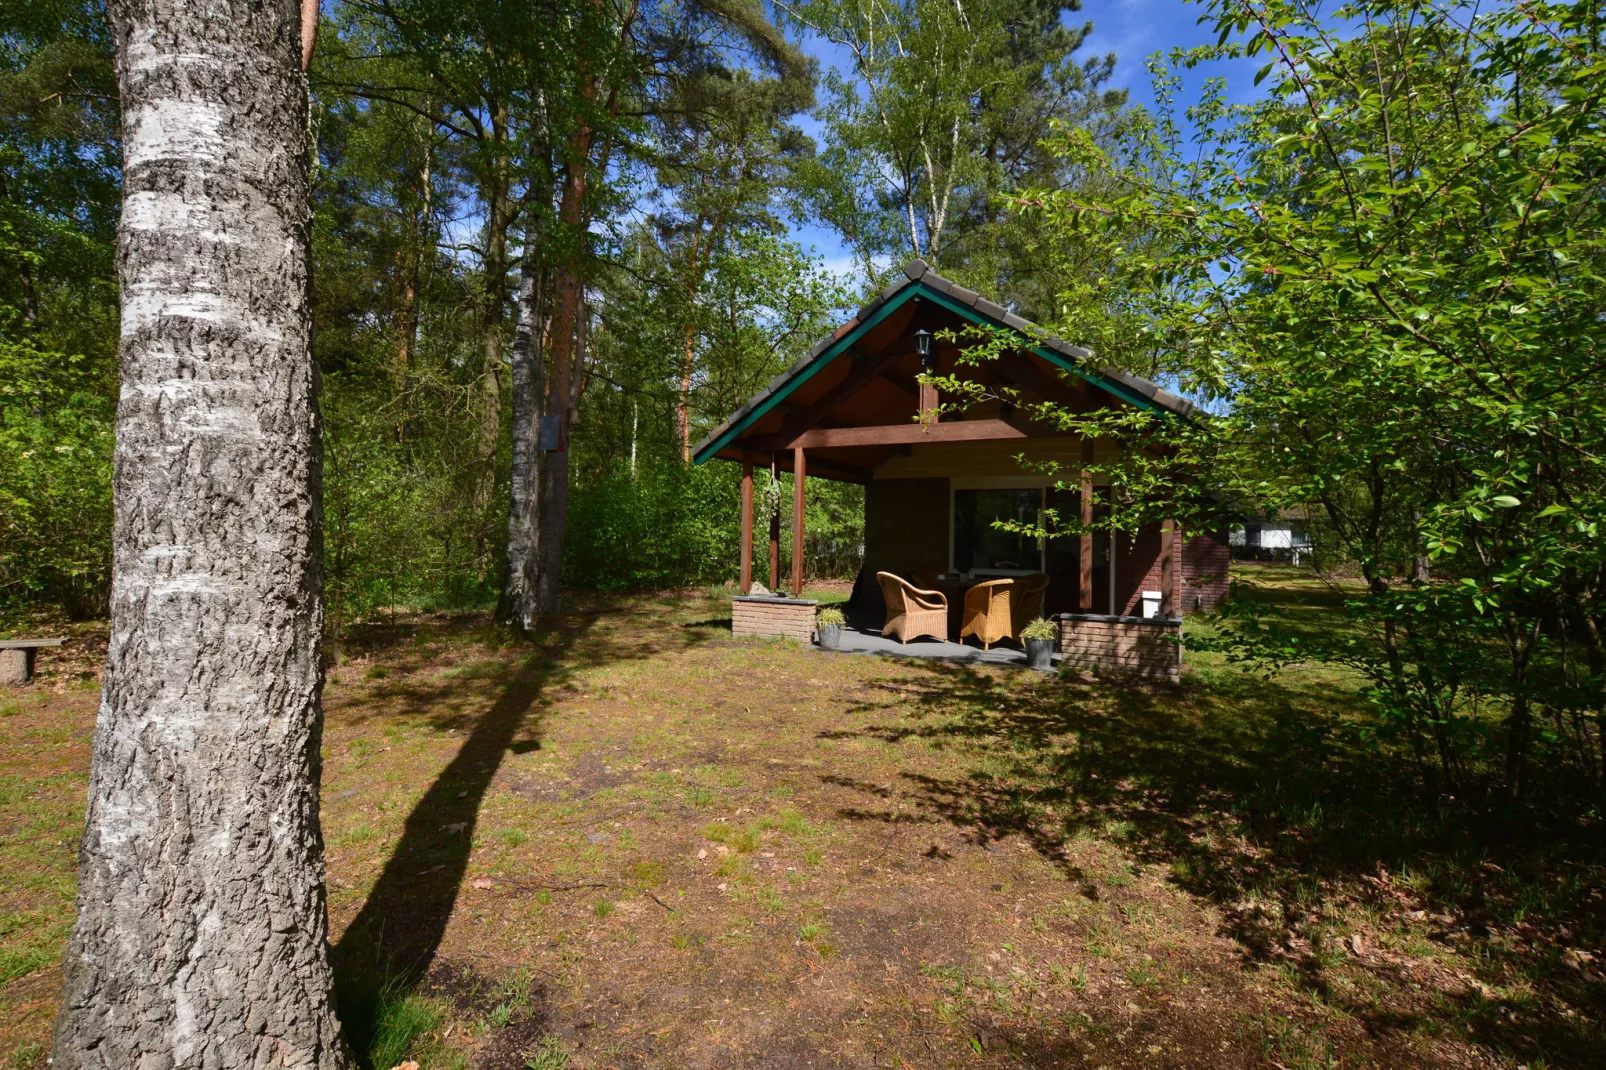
top-left (813, 625), bottom-right (1054, 671)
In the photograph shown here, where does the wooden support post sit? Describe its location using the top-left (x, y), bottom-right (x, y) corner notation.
top-left (791, 446), bottom-right (807, 597)
top-left (1079, 439), bottom-right (1094, 612)
top-left (768, 455), bottom-right (780, 590)
top-left (739, 452), bottom-right (754, 594)
top-left (917, 380), bottom-right (939, 423)
top-left (1160, 518), bottom-right (1176, 617)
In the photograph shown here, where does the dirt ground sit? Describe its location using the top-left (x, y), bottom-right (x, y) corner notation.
top-left (1, 577), bottom-right (1601, 1068)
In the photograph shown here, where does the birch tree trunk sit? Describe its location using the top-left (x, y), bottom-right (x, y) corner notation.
top-left (54, 1), bottom-right (348, 1065)
top-left (500, 260), bottom-right (545, 632)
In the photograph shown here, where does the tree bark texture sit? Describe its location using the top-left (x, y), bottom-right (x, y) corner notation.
top-left (534, 93), bottom-right (594, 615)
top-left (534, 266), bottom-right (577, 615)
top-left (501, 262), bottom-right (545, 631)
top-left (55, 1), bottom-right (347, 1065)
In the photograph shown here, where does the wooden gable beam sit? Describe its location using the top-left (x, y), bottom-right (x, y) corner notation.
top-left (878, 369), bottom-right (919, 397)
top-left (753, 345), bottom-right (911, 451)
top-left (788, 418), bottom-right (1036, 450)
top-left (982, 350), bottom-right (1098, 411)
top-left (779, 453), bottom-right (871, 484)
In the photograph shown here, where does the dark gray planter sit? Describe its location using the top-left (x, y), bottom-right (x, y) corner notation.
top-left (817, 623), bottom-right (842, 650)
top-left (1025, 637), bottom-right (1055, 670)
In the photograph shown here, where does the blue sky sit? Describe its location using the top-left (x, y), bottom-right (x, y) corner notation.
top-left (784, 0), bottom-right (1263, 282)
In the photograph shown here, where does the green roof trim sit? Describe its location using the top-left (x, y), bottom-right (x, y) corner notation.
top-left (691, 283), bottom-right (921, 464)
top-left (691, 261), bottom-right (1192, 466)
top-left (907, 285), bottom-right (1168, 417)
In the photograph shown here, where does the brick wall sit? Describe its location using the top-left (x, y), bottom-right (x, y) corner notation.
top-left (1115, 524), bottom-right (1163, 617)
top-left (1111, 523), bottom-right (1231, 617)
top-left (1057, 614), bottom-right (1181, 683)
top-left (1181, 529), bottom-right (1230, 614)
top-left (732, 597), bottom-right (817, 643)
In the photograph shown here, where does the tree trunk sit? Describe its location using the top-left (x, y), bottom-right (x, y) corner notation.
top-left (1503, 614), bottom-right (1540, 800)
top-left (679, 320), bottom-right (696, 462)
top-left (534, 91), bottom-right (594, 615)
top-left (534, 263), bottom-right (580, 615)
top-left (472, 106), bottom-right (513, 534)
top-left (677, 228), bottom-right (702, 463)
top-left (500, 259), bottom-right (546, 632)
top-left (56, 1), bottom-right (347, 1066)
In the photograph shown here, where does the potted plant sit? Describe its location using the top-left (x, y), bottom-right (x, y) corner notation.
top-left (1020, 617), bottom-right (1057, 670)
top-left (815, 606), bottom-right (846, 650)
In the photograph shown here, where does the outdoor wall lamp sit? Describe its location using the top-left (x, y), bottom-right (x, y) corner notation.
top-left (915, 328), bottom-right (934, 371)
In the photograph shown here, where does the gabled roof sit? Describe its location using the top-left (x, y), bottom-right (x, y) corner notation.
top-left (692, 259), bottom-right (1196, 466)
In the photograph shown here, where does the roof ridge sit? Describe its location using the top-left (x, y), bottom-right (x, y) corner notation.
top-left (690, 264), bottom-right (1194, 463)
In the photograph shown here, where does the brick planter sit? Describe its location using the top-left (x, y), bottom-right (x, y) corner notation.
top-left (1057, 613), bottom-right (1181, 683)
top-left (732, 596), bottom-right (818, 643)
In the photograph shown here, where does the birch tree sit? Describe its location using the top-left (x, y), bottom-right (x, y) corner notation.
top-left (53, 0), bottom-right (348, 1064)
top-left (778, 0), bottom-right (1121, 288)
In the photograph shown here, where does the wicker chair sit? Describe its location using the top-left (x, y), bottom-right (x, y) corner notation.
top-left (877, 572), bottom-right (949, 644)
top-left (960, 578), bottom-right (1017, 650)
top-left (1008, 573), bottom-right (1050, 638)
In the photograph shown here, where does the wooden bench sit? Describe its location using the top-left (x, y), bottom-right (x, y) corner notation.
top-left (0, 639), bottom-right (67, 686)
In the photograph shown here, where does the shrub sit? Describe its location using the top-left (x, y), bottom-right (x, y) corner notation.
top-left (1020, 617), bottom-right (1058, 641)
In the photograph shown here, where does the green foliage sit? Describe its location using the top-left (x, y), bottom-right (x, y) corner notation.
top-left (522, 1036), bottom-right (571, 1070)
top-left (0, 330), bottom-right (115, 617)
top-left (1019, 617), bottom-right (1057, 642)
top-left (563, 463), bottom-right (739, 591)
top-left (778, 0), bottom-right (1127, 306)
top-left (1014, 0), bottom-right (1606, 795)
top-left (335, 971), bottom-right (448, 1070)
top-left (563, 462), bottom-right (861, 591)
top-left (0, 0), bottom-right (118, 620)
top-left (815, 606), bottom-right (845, 627)
top-left (0, 0), bottom-right (861, 630)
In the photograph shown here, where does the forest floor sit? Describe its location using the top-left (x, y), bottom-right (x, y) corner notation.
top-left (1, 568), bottom-right (1602, 1069)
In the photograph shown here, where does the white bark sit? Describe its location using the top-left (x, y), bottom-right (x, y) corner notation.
top-left (501, 263), bottom-right (545, 632)
top-left (55, 1), bottom-right (348, 1065)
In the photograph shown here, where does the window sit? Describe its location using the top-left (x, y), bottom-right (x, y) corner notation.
top-left (953, 488), bottom-right (1042, 573)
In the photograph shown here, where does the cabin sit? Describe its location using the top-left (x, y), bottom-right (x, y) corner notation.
top-left (1231, 510), bottom-right (1312, 564)
top-left (692, 260), bottom-right (1228, 678)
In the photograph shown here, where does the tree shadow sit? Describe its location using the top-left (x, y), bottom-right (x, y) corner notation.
top-left (330, 611), bottom-right (612, 991)
top-left (818, 658), bottom-right (1606, 1065)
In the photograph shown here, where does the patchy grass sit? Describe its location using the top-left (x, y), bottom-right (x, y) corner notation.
top-left (0, 576), bottom-right (1602, 1068)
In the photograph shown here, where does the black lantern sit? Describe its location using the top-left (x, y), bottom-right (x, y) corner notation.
top-left (914, 328), bottom-right (934, 371)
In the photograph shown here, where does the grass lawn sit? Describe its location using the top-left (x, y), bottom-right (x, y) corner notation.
top-left (1, 567), bottom-right (1602, 1068)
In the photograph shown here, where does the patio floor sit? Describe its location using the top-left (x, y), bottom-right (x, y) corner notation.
top-left (814, 621), bottom-right (1056, 671)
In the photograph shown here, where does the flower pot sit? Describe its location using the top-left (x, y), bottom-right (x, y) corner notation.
top-left (817, 623), bottom-right (842, 650)
top-left (1025, 636), bottom-right (1055, 670)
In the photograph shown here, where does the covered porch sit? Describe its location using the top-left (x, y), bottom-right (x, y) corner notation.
top-left (698, 260), bottom-right (1227, 677)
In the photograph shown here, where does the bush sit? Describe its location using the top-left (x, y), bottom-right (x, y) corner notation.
top-left (1020, 617), bottom-right (1057, 641)
top-left (563, 462), bottom-right (863, 592)
top-left (563, 464), bottom-right (741, 591)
